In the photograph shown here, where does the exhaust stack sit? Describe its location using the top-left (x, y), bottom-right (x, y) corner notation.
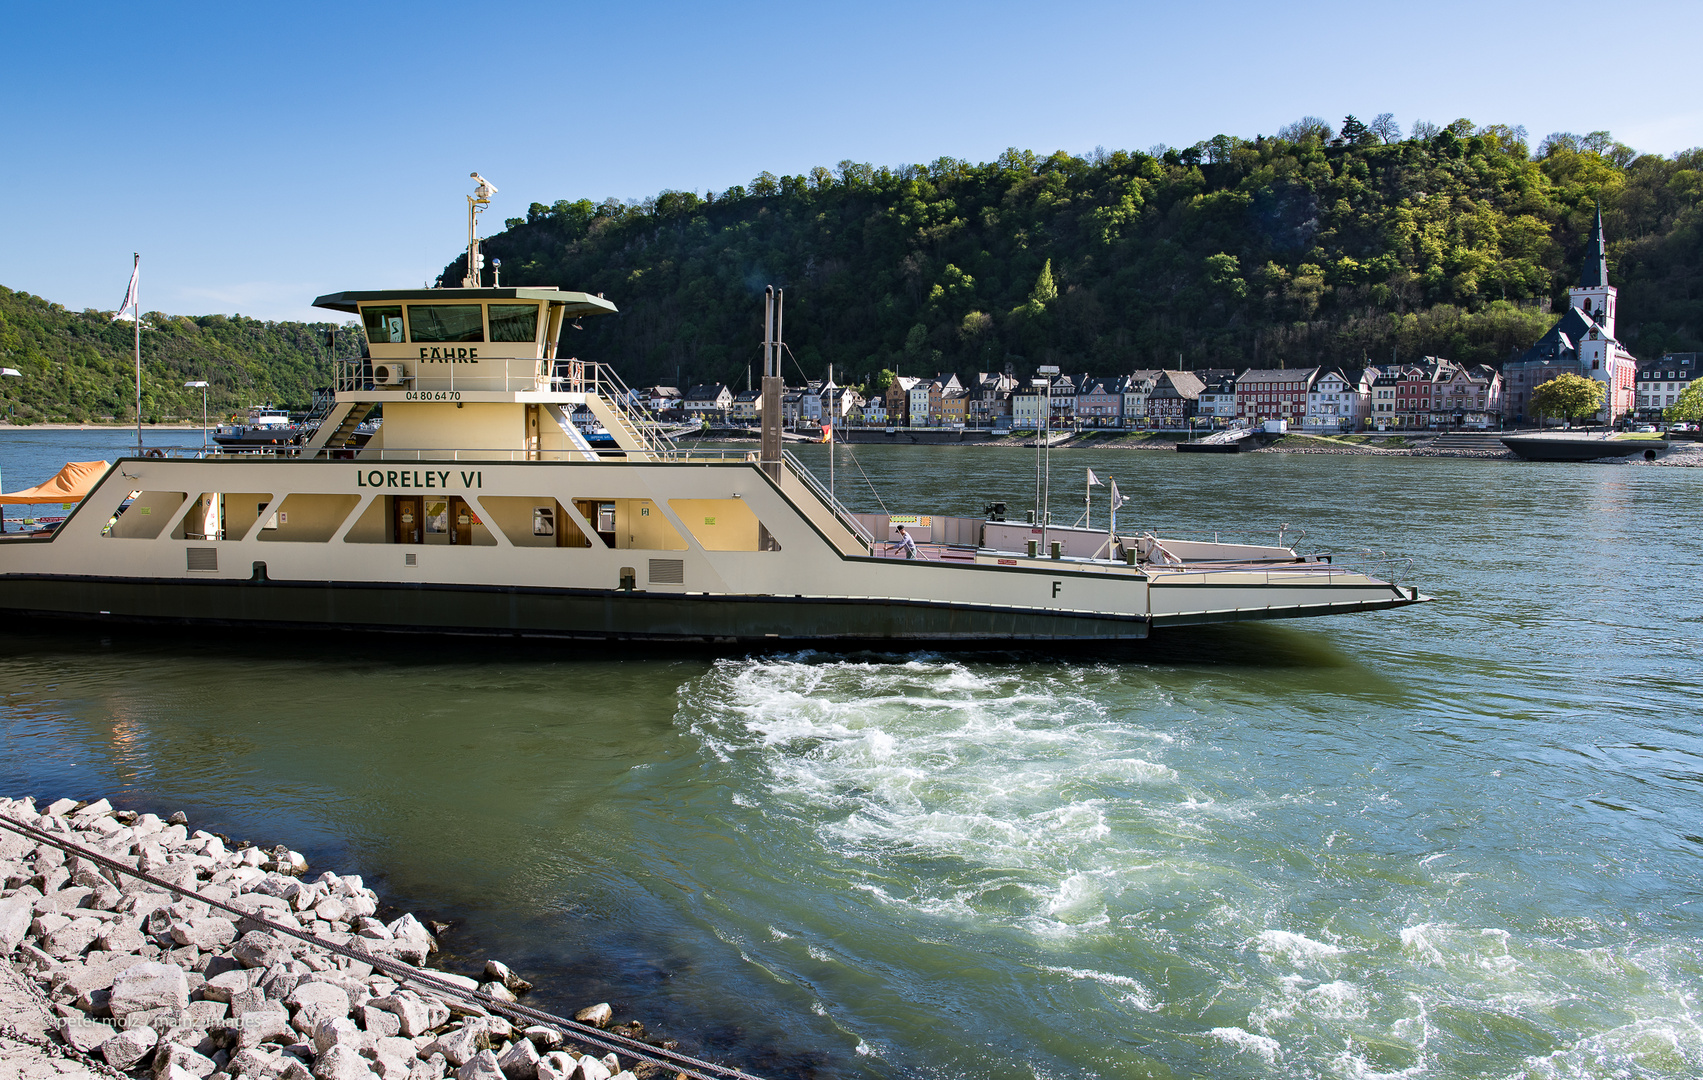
top-left (759, 286), bottom-right (784, 480)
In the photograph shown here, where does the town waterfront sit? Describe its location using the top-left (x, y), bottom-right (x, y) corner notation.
top-left (2, 431), bottom-right (1701, 1079)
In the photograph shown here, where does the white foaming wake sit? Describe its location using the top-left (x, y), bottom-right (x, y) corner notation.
top-left (677, 655), bottom-right (1703, 1080)
top-left (1210, 1026), bottom-right (1281, 1063)
top-left (681, 654), bottom-right (1184, 936)
top-left (1519, 1015), bottom-right (1703, 1079)
top-left (1039, 965), bottom-right (1159, 1012)
top-left (1254, 929), bottom-right (1347, 965)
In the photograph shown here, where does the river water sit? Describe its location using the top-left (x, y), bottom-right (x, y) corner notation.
top-left (2, 430), bottom-right (1701, 1080)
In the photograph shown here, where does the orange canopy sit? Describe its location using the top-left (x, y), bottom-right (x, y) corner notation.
top-left (0, 460), bottom-right (111, 505)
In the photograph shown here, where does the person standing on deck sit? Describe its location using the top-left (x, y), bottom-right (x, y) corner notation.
top-left (892, 524), bottom-right (918, 559)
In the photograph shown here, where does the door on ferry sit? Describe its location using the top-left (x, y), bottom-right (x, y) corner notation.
top-left (394, 496), bottom-right (422, 544)
top-left (448, 496), bottom-right (473, 546)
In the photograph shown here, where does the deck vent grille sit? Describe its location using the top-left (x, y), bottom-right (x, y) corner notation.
top-left (186, 548), bottom-right (218, 572)
top-left (648, 558), bottom-right (684, 585)
top-left (404, 553), bottom-right (418, 567)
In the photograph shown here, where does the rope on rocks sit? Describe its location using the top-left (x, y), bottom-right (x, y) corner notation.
top-left (0, 814), bottom-right (763, 1080)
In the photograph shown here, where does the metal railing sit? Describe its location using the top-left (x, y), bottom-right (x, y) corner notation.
top-left (335, 355), bottom-right (555, 394)
top-left (1331, 549), bottom-right (1414, 586)
top-left (551, 363), bottom-right (681, 456)
top-left (331, 356), bottom-right (680, 457)
top-left (120, 445), bottom-right (765, 465)
top-left (782, 449), bottom-right (875, 550)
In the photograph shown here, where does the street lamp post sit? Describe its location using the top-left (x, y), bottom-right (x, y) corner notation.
top-left (184, 381), bottom-right (209, 451)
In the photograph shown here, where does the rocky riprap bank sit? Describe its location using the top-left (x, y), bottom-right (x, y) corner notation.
top-left (0, 795), bottom-right (679, 1080)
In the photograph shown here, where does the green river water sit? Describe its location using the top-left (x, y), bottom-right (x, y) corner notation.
top-left (2, 430), bottom-right (1701, 1079)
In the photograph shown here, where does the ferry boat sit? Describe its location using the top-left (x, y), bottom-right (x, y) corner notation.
top-left (212, 406), bottom-right (299, 449)
top-left (0, 185), bottom-right (1428, 644)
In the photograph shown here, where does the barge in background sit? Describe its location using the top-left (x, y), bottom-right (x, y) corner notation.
top-left (0, 181), bottom-right (1428, 644)
top-left (1501, 432), bottom-right (1666, 461)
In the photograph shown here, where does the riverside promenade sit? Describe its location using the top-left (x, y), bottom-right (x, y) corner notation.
top-left (701, 426), bottom-right (1703, 465)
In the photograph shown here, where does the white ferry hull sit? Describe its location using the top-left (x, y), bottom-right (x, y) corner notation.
top-left (0, 456), bottom-right (1421, 645)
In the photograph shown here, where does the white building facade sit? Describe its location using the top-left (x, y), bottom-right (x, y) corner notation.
top-left (1305, 369), bottom-right (1367, 430)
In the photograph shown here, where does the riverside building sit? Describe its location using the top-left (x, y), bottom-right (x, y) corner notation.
top-left (1236, 368), bottom-right (1320, 425)
top-left (1636, 354), bottom-right (1697, 420)
top-left (1503, 208), bottom-right (1638, 423)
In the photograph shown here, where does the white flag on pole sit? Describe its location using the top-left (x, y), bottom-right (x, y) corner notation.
top-left (1111, 478), bottom-right (1129, 507)
top-left (1086, 468), bottom-right (1102, 486)
top-left (112, 261), bottom-right (139, 322)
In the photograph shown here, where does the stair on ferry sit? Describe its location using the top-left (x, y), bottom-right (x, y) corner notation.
top-left (306, 401), bottom-right (374, 452)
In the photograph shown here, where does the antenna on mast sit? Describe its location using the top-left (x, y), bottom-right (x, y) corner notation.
top-left (464, 173), bottom-right (497, 288)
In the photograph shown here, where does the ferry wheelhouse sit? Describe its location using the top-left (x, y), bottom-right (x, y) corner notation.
top-left (0, 188), bottom-right (1428, 644)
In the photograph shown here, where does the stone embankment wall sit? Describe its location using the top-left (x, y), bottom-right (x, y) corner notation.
top-left (0, 796), bottom-right (669, 1080)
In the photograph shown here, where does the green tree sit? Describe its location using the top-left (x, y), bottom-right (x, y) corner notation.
top-left (1665, 381), bottom-right (1703, 423)
top-left (1529, 373), bottom-right (1606, 426)
top-left (1204, 253), bottom-right (1247, 299)
top-left (1029, 259), bottom-right (1057, 306)
top-left (1340, 115), bottom-right (1370, 145)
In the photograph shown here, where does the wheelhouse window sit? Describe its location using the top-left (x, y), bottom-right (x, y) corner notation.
top-left (362, 306), bottom-right (404, 344)
top-left (489, 304), bottom-right (539, 343)
top-left (407, 305), bottom-right (484, 343)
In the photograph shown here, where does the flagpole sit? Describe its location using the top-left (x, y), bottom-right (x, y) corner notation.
top-left (1109, 479), bottom-right (1117, 550)
top-left (1085, 469), bottom-right (1092, 531)
top-left (827, 364), bottom-right (834, 512)
top-left (132, 253), bottom-right (141, 455)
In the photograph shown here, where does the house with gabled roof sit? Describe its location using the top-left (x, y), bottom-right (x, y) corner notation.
top-left (1146, 370), bottom-right (1206, 427)
top-left (1011, 381), bottom-right (1044, 429)
top-left (1120, 370), bottom-right (1162, 426)
top-left (1435, 362), bottom-right (1502, 428)
top-left (682, 383), bottom-right (732, 417)
top-left (970, 371), bottom-right (1019, 425)
top-left (1196, 374), bottom-right (1239, 423)
top-left (1075, 377), bottom-right (1124, 427)
top-left (928, 373), bottom-right (962, 424)
top-left (1235, 367), bottom-right (1320, 425)
top-left (1306, 368), bottom-right (1363, 431)
top-left (1636, 353), bottom-right (1699, 421)
top-left (643, 386), bottom-right (683, 414)
top-left (820, 384), bottom-right (861, 424)
top-left (730, 388), bottom-right (763, 423)
top-left (885, 376), bottom-right (921, 426)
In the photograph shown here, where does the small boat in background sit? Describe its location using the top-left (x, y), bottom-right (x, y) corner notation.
top-left (213, 406), bottom-right (299, 449)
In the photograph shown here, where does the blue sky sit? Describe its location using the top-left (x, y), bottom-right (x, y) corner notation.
top-left (4, 1), bottom-right (1700, 323)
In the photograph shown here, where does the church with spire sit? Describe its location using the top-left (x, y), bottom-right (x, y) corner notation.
top-left (1501, 207), bottom-right (1638, 422)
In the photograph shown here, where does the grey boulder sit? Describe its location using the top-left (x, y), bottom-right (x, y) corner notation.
top-left (110, 961), bottom-right (190, 1021)
top-left (102, 1024), bottom-right (161, 1070)
top-left (313, 1044), bottom-right (377, 1080)
top-left (495, 1037), bottom-right (540, 1080)
top-left (456, 1050), bottom-right (505, 1080)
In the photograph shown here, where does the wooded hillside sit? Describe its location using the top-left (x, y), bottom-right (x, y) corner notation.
top-left (460, 118), bottom-right (1702, 390)
top-left (0, 287), bottom-right (345, 423)
top-left (5, 118), bottom-right (1698, 423)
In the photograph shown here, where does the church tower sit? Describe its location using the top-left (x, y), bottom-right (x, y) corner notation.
top-left (1566, 204), bottom-right (1635, 419)
top-left (1504, 204), bottom-right (1638, 421)
top-left (1568, 204), bottom-right (1616, 339)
